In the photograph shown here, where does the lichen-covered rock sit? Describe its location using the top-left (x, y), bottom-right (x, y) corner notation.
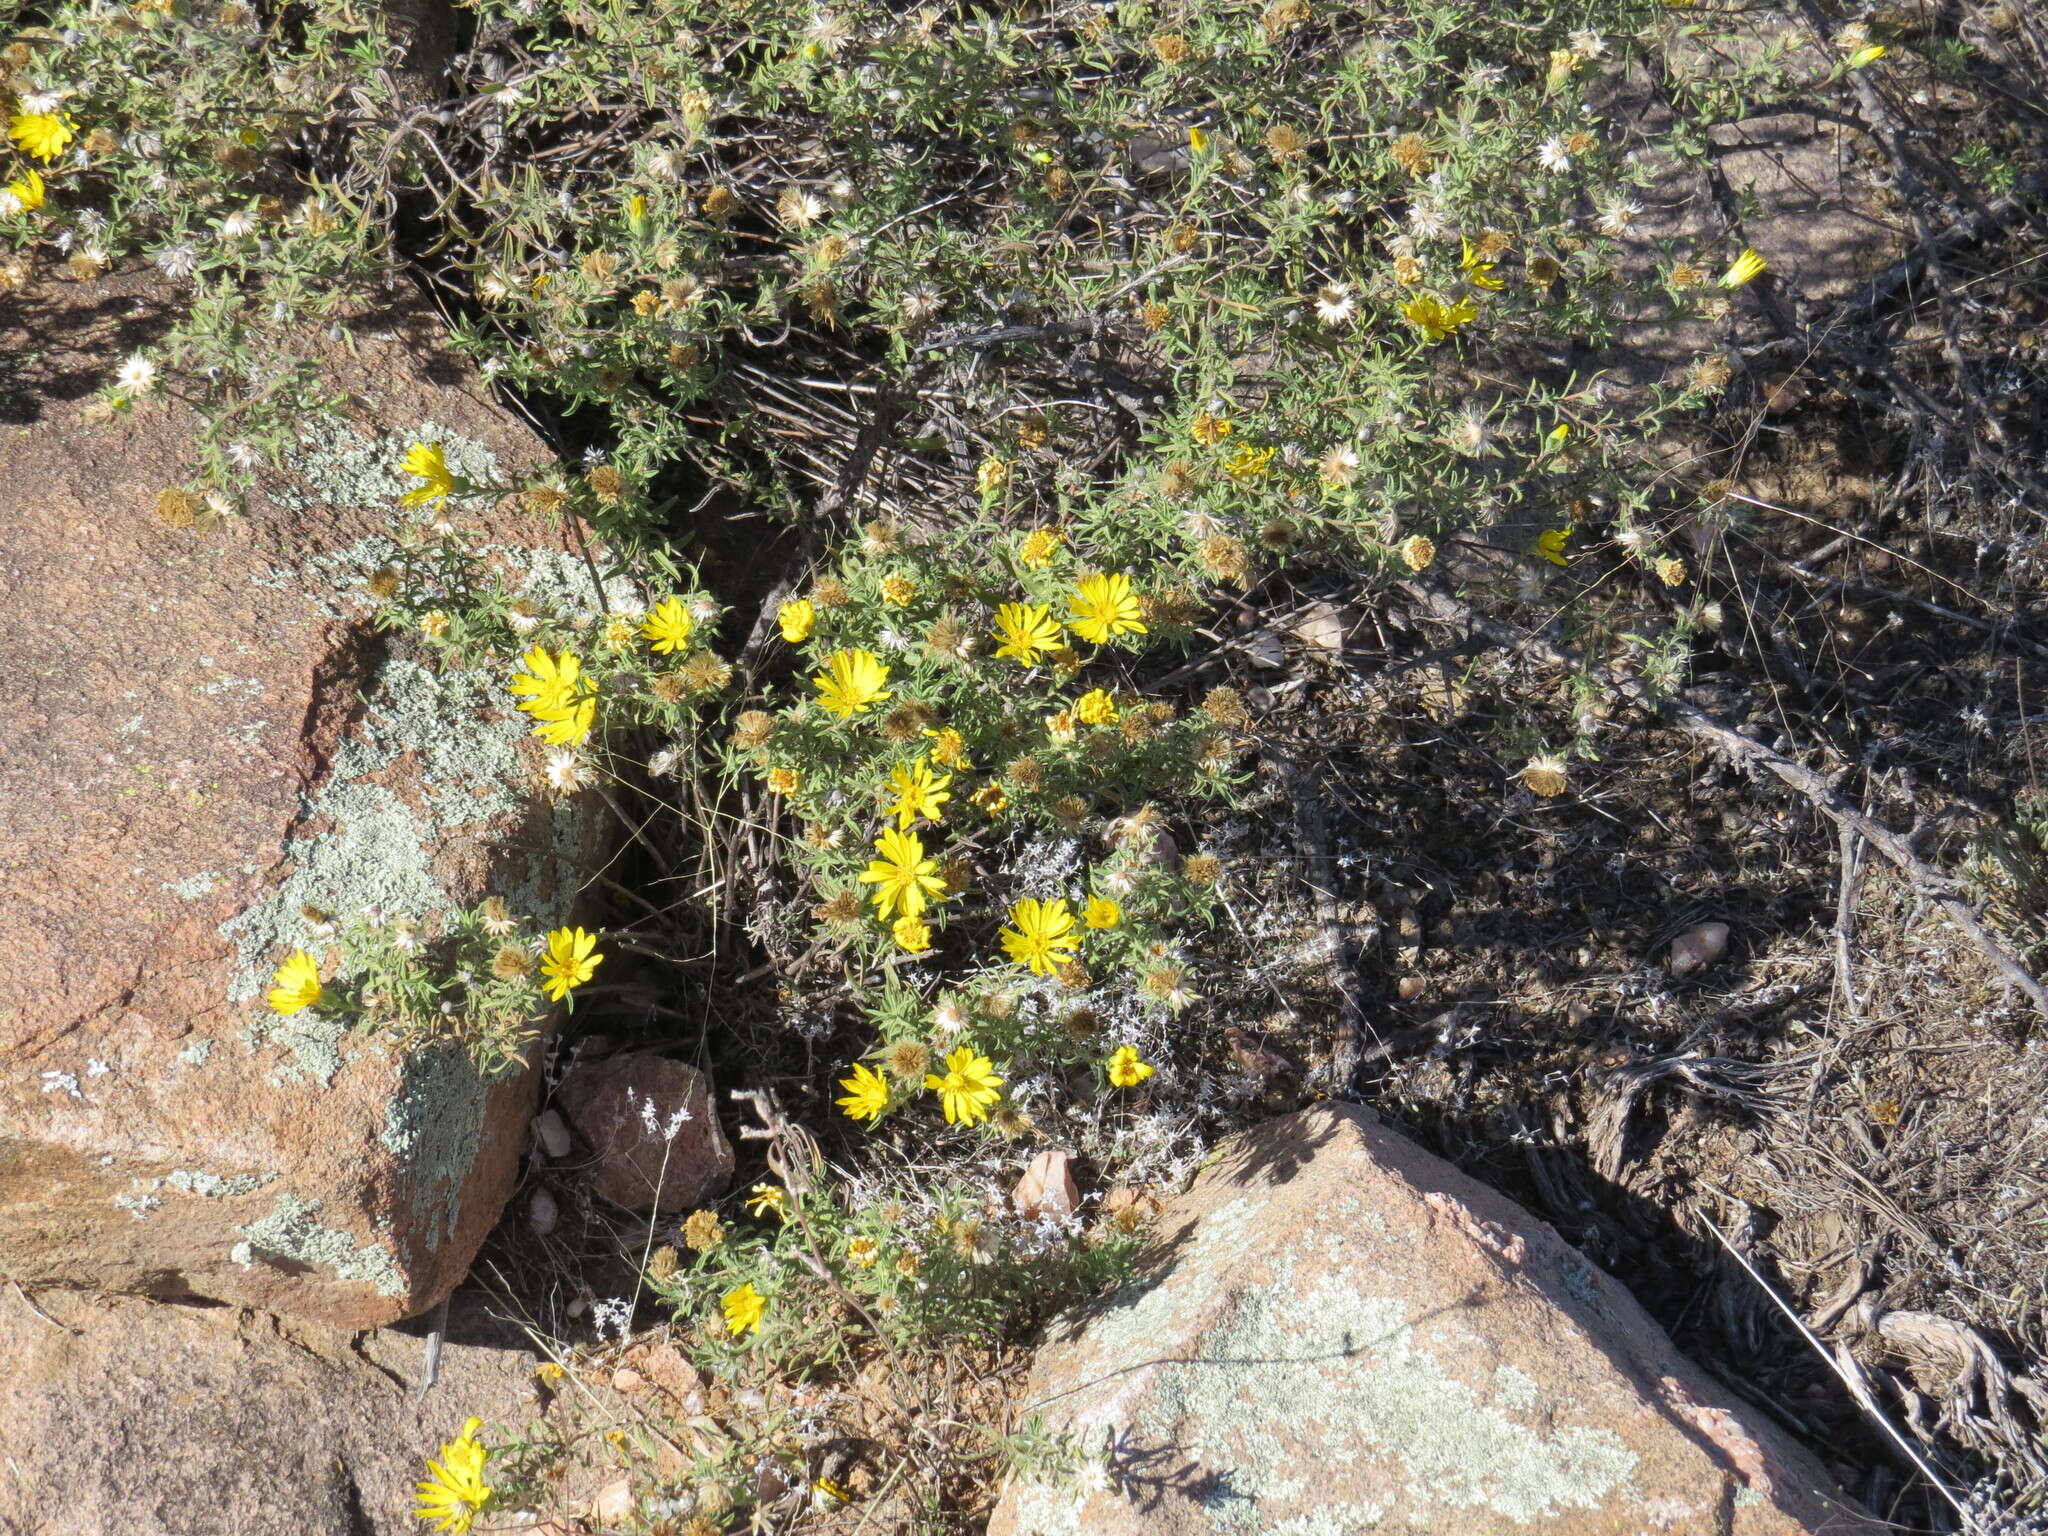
top-left (0, 273), bottom-right (607, 1326)
top-left (553, 1054), bottom-right (733, 1213)
top-left (991, 1104), bottom-right (1880, 1536)
top-left (0, 1287), bottom-right (553, 1536)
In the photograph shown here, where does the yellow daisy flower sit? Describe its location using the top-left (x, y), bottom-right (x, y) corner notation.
top-left (8, 112), bottom-right (75, 165)
top-left (414, 1417), bottom-right (492, 1535)
top-left (5, 169), bottom-right (46, 212)
top-left (641, 596), bottom-right (695, 653)
top-left (999, 897), bottom-right (1081, 975)
top-left (400, 441), bottom-right (457, 508)
top-left (1460, 238), bottom-right (1504, 291)
top-left (1718, 248), bottom-right (1767, 288)
top-left (923, 1047), bottom-right (1004, 1126)
top-left (266, 950), bottom-right (324, 1015)
top-left (812, 648), bottom-right (892, 717)
top-left (1075, 689), bottom-right (1118, 725)
top-left (836, 1062), bottom-right (891, 1122)
top-left (858, 828), bottom-right (946, 921)
top-left (993, 602), bottom-right (1064, 666)
top-left (539, 926), bottom-right (602, 1001)
top-left (1066, 573), bottom-right (1147, 645)
top-left (1107, 1045), bottom-right (1155, 1088)
top-left (1083, 896), bottom-right (1121, 930)
top-left (777, 597), bottom-right (816, 642)
top-left (1019, 527), bottom-right (1064, 568)
top-left (721, 1282), bottom-right (765, 1337)
top-left (746, 1183), bottom-right (790, 1220)
top-left (886, 756), bottom-right (952, 830)
top-left (1400, 293), bottom-right (1478, 342)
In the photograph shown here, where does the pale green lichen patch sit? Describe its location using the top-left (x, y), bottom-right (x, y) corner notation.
top-left (381, 1043), bottom-right (491, 1252)
top-left (274, 418), bottom-right (502, 516)
top-left (232, 1193), bottom-right (405, 1295)
top-left (168, 1169), bottom-right (276, 1198)
top-left (219, 652), bottom-right (556, 1083)
top-left (1019, 1191), bottom-right (1642, 1532)
top-left (175, 1039), bottom-right (213, 1068)
top-left (164, 871), bottom-right (223, 900)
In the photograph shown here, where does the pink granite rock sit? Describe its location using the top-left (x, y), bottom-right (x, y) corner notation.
top-left (0, 273), bottom-right (607, 1326)
top-left (991, 1103), bottom-right (1880, 1536)
top-left (553, 1055), bottom-right (732, 1214)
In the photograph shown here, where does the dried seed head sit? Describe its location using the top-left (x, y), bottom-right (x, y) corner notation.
top-left (879, 1040), bottom-right (932, 1082)
top-left (1199, 534), bottom-right (1251, 584)
top-left (156, 487), bottom-right (199, 529)
top-left (992, 1106), bottom-right (1034, 1139)
top-left (366, 565), bottom-right (402, 601)
top-left (730, 710), bottom-right (776, 749)
top-left (682, 1209), bottom-right (725, 1250)
top-left (810, 575), bottom-right (851, 609)
top-left (1259, 518), bottom-right (1298, 551)
top-left (491, 944), bottom-right (533, 980)
top-left (1520, 755), bottom-right (1569, 797)
top-left (586, 464), bottom-right (625, 504)
top-left (881, 701), bottom-right (932, 741)
top-left (815, 890), bottom-right (863, 924)
top-left (1201, 686), bottom-right (1249, 729)
top-left (1181, 853), bottom-right (1222, 888)
top-left (650, 672), bottom-right (691, 703)
top-left (1152, 31), bottom-right (1191, 63)
top-left (1157, 460), bottom-right (1197, 498)
top-left (1399, 534), bottom-right (1436, 572)
top-left (1053, 794), bottom-right (1090, 831)
top-left (1146, 587), bottom-right (1201, 628)
top-left (679, 652), bottom-right (732, 692)
top-left (1006, 755), bottom-right (1044, 793)
top-left (1264, 123), bottom-right (1307, 160)
top-left (646, 1244), bottom-right (680, 1283)
top-left (925, 612), bottom-right (973, 662)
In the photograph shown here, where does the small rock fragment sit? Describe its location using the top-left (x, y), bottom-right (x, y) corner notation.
top-left (533, 1109), bottom-right (573, 1160)
top-left (1668, 921), bottom-right (1731, 976)
top-left (1013, 1149), bottom-right (1079, 1222)
top-left (635, 1342), bottom-right (705, 1401)
top-left (1289, 600), bottom-right (1353, 656)
top-left (1395, 976), bottom-right (1426, 1002)
top-left (611, 1366), bottom-right (645, 1395)
top-left (527, 1186), bottom-right (559, 1236)
top-left (589, 1476), bottom-right (635, 1524)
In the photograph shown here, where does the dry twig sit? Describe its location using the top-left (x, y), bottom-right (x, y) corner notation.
top-left (1397, 579), bottom-right (2048, 1019)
